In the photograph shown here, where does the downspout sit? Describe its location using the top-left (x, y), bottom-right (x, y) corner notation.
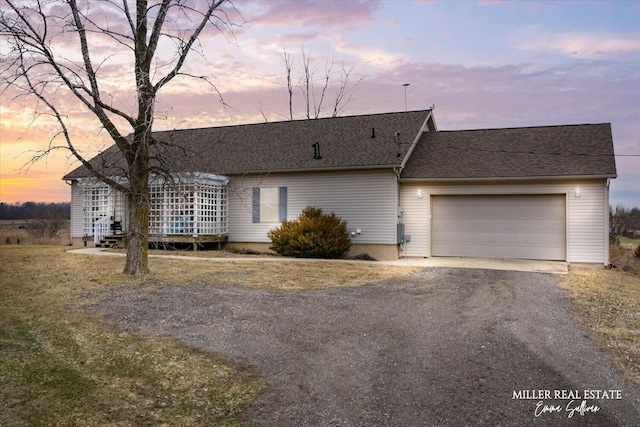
top-left (395, 110), bottom-right (435, 259)
top-left (394, 166), bottom-right (404, 258)
top-left (605, 178), bottom-right (610, 266)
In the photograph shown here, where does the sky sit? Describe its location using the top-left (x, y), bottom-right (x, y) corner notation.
top-left (1, 0), bottom-right (639, 208)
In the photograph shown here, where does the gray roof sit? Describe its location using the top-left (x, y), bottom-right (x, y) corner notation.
top-left (63, 110), bottom-right (432, 180)
top-left (400, 123), bottom-right (617, 180)
top-left (64, 114), bottom-right (617, 182)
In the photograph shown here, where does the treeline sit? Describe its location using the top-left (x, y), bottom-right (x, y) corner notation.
top-left (611, 205), bottom-right (640, 235)
top-left (0, 202), bottom-right (70, 220)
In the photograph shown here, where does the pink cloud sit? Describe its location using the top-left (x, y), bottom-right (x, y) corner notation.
top-left (517, 31), bottom-right (640, 59)
top-left (3, 2), bottom-right (637, 207)
top-left (267, 32), bottom-right (322, 45)
top-left (244, 0), bottom-right (383, 29)
top-left (341, 60), bottom-right (639, 207)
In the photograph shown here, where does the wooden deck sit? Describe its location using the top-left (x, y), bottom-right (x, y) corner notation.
top-left (149, 234), bottom-right (228, 251)
top-left (85, 234), bottom-right (228, 251)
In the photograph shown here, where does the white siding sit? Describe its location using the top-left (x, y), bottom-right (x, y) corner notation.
top-left (400, 180), bottom-right (608, 264)
top-left (70, 181), bottom-right (84, 238)
top-left (399, 186), bottom-right (429, 256)
top-left (568, 181), bottom-right (607, 263)
top-left (228, 169), bottom-right (399, 245)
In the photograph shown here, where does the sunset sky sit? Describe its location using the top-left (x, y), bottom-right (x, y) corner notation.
top-left (1, 0), bottom-right (639, 207)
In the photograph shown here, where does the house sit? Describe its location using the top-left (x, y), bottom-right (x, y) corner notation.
top-left (63, 110), bottom-right (617, 265)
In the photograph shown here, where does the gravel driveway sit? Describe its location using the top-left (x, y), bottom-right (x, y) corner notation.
top-left (89, 268), bottom-right (640, 426)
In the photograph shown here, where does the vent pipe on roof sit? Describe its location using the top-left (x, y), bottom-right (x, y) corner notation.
top-left (371, 128), bottom-right (376, 138)
top-left (312, 142), bottom-right (322, 159)
top-left (395, 132), bottom-right (402, 157)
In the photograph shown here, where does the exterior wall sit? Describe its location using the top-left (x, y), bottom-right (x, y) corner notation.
top-left (70, 181), bottom-right (84, 238)
top-left (399, 179), bottom-right (609, 264)
top-left (228, 169), bottom-right (400, 247)
top-left (69, 169), bottom-right (401, 255)
top-left (224, 242), bottom-right (399, 261)
top-left (349, 244), bottom-right (399, 260)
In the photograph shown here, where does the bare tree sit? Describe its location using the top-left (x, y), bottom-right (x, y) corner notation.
top-left (281, 47), bottom-right (362, 120)
top-left (301, 48), bottom-right (331, 119)
top-left (629, 207), bottom-right (640, 231)
top-left (331, 64), bottom-right (358, 117)
top-left (611, 205), bottom-right (630, 235)
top-left (0, 0), bottom-right (239, 275)
top-left (26, 204), bottom-right (67, 239)
top-left (282, 49), bottom-right (294, 120)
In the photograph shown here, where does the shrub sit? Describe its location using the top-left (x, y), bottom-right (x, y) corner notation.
top-left (268, 206), bottom-right (351, 259)
top-left (635, 244), bottom-right (640, 259)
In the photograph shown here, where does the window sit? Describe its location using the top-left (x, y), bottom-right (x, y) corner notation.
top-left (253, 187), bottom-right (287, 223)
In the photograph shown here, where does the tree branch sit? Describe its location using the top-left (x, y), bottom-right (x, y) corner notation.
top-left (153, 0), bottom-right (227, 92)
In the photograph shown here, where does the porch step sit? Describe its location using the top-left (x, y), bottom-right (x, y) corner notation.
top-left (96, 235), bottom-right (125, 249)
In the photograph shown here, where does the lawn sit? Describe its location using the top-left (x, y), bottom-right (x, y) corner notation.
top-left (0, 245), bottom-right (417, 426)
top-left (610, 237), bottom-right (640, 276)
top-left (560, 242), bottom-right (640, 386)
top-left (2, 242), bottom-right (639, 425)
top-left (618, 236), bottom-right (640, 250)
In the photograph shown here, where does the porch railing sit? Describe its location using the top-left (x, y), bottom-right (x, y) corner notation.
top-left (93, 216), bottom-right (110, 245)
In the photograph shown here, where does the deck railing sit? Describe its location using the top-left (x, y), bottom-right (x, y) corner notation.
top-left (93, 216), bottom-right (110, 245)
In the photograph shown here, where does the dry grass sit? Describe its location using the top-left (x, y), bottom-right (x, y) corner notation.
top-left (560, 265), bottom-right (640, 386)
top-left (103, 245), bottom-right (420, 290)
top-left (0, 245), bottom-right (417, 426)
top-left (0, 220), bottom-right (71, 246)
top-left (143, 257), bottom-right (419, 291)
top-left (0, 246), bottom-right (262, 426)
top-left (610, 239), bottom-right (640, 277)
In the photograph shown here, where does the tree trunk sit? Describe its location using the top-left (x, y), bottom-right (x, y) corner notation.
top-left (124, 162), bottom-right (150, 275)
top-left (124, 131), bottom-right (150, 276)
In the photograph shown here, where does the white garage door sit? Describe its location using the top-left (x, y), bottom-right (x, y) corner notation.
top-left (431, 195), bottom-right (566, 260)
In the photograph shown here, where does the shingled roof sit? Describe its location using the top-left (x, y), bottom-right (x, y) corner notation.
top-left (400, 123), bottom-right (617, 180)
top-left (63, 110), bottom-right (433, 180)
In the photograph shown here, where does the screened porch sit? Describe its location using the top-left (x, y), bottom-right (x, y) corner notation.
top-left (148, 173), bottom-right (228, 237)
top-left (79, 173), bottom-right (229, 249)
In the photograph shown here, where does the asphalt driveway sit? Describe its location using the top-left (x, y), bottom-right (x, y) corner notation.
top-left (90, 268), bottom-right (640, 426)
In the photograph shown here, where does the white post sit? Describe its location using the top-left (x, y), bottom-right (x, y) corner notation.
top-left (93, 216), bottom-right (109, 245)
top-left (193, 188), bottom-right (199, 236)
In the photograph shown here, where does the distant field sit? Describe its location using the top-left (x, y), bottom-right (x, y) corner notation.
top-left (0, 219), bottom-right (29, 228)
top-left (618, 235), bottom-right (640, 250)
top-left (0, 220), bottom-right (71, 245)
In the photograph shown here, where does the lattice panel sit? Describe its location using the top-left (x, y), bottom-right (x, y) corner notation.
top-left (149, 181), bottom-right (227, 236)
top-left (82, 184), bottom-right (111, 236)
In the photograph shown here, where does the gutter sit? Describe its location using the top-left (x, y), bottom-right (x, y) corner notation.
top-left (64, 164), bottom-right (407, 182)
top-left (399, 174), bottom-right (617, 183)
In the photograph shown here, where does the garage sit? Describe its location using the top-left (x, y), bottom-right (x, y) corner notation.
top-left (431, 194), bottom-right (566, 260)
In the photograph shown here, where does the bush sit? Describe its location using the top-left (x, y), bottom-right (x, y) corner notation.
top-left (635, 244), bottom-right (640, 259)
top-left (268, 206), bottom-right (351, 259)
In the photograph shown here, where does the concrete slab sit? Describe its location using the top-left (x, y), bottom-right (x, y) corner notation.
top-left (67, 248), bottom-right (124, 256)
top-left (381, 257), bottom-right (568, 274)
top-left (66, 248), bottom-right (568, 274)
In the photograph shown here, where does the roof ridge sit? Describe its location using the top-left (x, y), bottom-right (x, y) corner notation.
top-left (436, 123), bottom-right (610, 133)
top-left (150, 109), bottom-right (433, 134)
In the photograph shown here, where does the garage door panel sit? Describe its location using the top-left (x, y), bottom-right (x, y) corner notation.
top-left (431, 195), bottom-right (566, 260)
